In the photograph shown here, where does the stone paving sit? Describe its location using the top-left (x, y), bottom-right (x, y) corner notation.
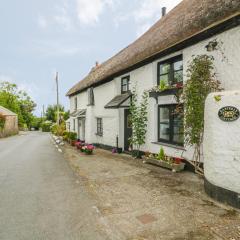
top-left (64, 144), bottom-right (240, 240)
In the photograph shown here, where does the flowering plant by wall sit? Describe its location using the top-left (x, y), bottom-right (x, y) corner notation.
top-left (82, 144), bottom-right (95, 155)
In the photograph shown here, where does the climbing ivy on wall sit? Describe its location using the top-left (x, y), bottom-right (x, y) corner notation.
top-left (179, 55), bottom-right (223, 175)
top-left (0, 114), bottom-right (6, 130)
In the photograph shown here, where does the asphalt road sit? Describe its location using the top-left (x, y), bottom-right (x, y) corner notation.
top-left (0, 132), bottom-right (107, 240)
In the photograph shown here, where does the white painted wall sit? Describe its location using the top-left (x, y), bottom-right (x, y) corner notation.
top-left (68, 25), bottom-right (240, 161)
top-left (183, 26), bottom-right (240, 91)
top-left (204, 91), bottom-right (240, 193)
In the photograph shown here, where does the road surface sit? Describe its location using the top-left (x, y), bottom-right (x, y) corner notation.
top-left (0, 132), bottom-right (107, 240)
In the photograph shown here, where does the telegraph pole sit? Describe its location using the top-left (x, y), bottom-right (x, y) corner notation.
top-left (56, 72), bottom-right (60, 125)
top-left (42, 105), bottom-right (45, 118)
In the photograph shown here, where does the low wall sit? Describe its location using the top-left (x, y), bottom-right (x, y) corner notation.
top-left (204, 91), bottom-right (240, 208)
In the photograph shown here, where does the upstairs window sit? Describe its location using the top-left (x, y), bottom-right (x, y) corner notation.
top-left (87, 87), bottom-right (95, 106)
top-left (121, 76), bottom-right (130, 94)
top-left (96, 118), bottom-right (103, 136)
top-left (157, 56), bottom-right (183, 86)
top-left (74, 97), bottom-right (77, 110)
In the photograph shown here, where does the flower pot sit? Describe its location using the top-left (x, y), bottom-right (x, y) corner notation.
top-left (142, 156), bottom-right (185, 172)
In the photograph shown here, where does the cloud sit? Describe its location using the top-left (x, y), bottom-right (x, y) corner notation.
top-left (38, 16), bottom-right (48, 29)
top-left (0, 75), bottom-right (38, 101)
top-left (114, 0), bottom-right (183, 36)
top-left (31, 40), bottom-right (83, 57)
top-left (0, 75), bottom-right (13, 83)
top-left (76, 0), bottom-right (114, 25)
top-left (38, 2), bottom-right (74, 31)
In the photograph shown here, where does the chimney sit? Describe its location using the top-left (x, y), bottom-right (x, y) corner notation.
top-left (162, 7), bottom-right (166, 17)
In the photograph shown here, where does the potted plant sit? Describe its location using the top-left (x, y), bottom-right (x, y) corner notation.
top-left (82, 144), bottom-right (95, 155)
top-left (75, 141), bottom-right (85, 150)
top-left (68, 132), bottom-right (77, 146)
top-left (143, 147), bottom-right (185, 172)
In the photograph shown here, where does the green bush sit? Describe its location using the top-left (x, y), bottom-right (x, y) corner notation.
top-left (157, 147), bottom-right (165, 161)
top-left (0, 114), bottom-right (6, 130)
top-left (68, 132), bottom-right (77, 141)
top-left (51, 123), bottom-right (66, 136)
top-left (41, 121), bottom-right (52, 132)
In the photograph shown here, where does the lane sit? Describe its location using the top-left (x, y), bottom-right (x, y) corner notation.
top-left (0, 132), bottom-right (107, 240)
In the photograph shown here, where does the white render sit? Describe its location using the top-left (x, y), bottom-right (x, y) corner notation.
top-left (68, 25), bottom-right (240, 161)
top-left (204, 91), bottom-right (240, 193)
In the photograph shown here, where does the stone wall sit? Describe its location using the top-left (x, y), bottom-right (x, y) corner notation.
top-left (0, 115), bottom-right (18, 138)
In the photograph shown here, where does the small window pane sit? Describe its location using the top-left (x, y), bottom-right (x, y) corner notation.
top-left (160, 63), bottom-right (170, 74)
top-left (159, 107), bottom-right (169, 123)
top-left (122, 85), bottom-right (128, 92)
top-left (97, 118), bottom-right (103, 135)
top-left (159, 107), bottom-right (170, 141)
top-left (159, 124), bottom-right (170, 141)
top-left (174, 60), bottom-right (183, 71)
top-left (173, 113), bottom-right (184, 144)
top-left (159, 74), bottom-right (169, 85)
top-left (174, 70), bottom-right (183, 83)
top-left (122, 79), bottom-right (128, 85)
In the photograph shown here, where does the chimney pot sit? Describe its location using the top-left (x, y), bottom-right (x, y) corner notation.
top-left (162, 7), bottom-right (166, 17)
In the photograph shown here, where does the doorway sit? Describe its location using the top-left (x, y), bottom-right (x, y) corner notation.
top-left (124, 109), bottom-right (132, 151)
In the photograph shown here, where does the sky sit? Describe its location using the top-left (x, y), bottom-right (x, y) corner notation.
top-left (0, 0), bottom-right (182, 116)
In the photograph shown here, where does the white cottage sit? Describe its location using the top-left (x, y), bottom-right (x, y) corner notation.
top-left (67, 0), bottom-right (240, 163)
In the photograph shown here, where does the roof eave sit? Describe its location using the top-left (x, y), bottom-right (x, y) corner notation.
top-left (67, 12), bottom-right (240, 97)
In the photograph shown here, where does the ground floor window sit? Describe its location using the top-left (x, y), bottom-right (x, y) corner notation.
top-left (96, 118), bottom-right (103, 136)
top-left (73, 119), bottom-right (76, 131)
top-left (158, 104), bottom-right (184, 146)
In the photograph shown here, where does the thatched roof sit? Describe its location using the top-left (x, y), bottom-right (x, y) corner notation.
top-left (67, 0), bottom-right (240, 96)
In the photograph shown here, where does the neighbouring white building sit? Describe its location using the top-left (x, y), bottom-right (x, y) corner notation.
top-left (67, 0), bottom-right (240, 163)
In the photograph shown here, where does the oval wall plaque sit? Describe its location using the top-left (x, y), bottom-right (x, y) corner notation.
top-left (218, 106), bottom-right (240, 122)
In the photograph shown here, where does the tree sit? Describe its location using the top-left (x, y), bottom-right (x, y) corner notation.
top-left (45, 104), bottom-right (65, 122)
top-left (180, 55), bottom-right (222, 174)
top-left (0, 81), bottom-right (36, 128)
top-left (30, 116), bottom-right (43, 130)
top-left (129, 87), bottom-right (148, 158)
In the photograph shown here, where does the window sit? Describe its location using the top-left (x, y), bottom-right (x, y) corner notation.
top-left (96, 118), bottom-right (103, 136)
top-left (73, 119), bottom-right (76, 131)
top-left (87, 87), bottom-right (95, 106)
top-left (158, 105), bottom-right (184, 146)
top-left (121, 76), bottom-right (130, 94)
top-left (74, 97), bottom-right (77, 110)
top-left (157, 56), bottom-right (183, 86)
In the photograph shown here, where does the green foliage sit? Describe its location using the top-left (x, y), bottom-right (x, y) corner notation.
top-left (214, 95), bottom-right (222, 102)
top-left (157, 147), bottom-right (165, 161)
top-left (0, 113), bottom-right (6, 129)
top-left (0, 81), bottom-right (36, 128)
top-left (51, 122), bottom-right (66, 136)
top-left (41, 121), bottom-right (52, 132)
top-left (182, 55), bottom-right (222, 146)
top-left (129, 87), bottom-right (148, 156)
top-left (68, 132), bottom-right (77, 141)
top-left (63, 111), bottom-right (70, 121)
top-left (30, 116), bottom-right (42, 130)
top-left (159, 79), bottom-right (168, 91)
top-left (45, 104), bottom-right (65, 123)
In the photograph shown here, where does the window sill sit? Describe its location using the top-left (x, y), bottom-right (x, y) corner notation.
top-left (95, 133), bottom-right (103, 137)
top-left (149, 88), bottom-right (181, 98)
top-left (152, 141), bottom-right (185, 150)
